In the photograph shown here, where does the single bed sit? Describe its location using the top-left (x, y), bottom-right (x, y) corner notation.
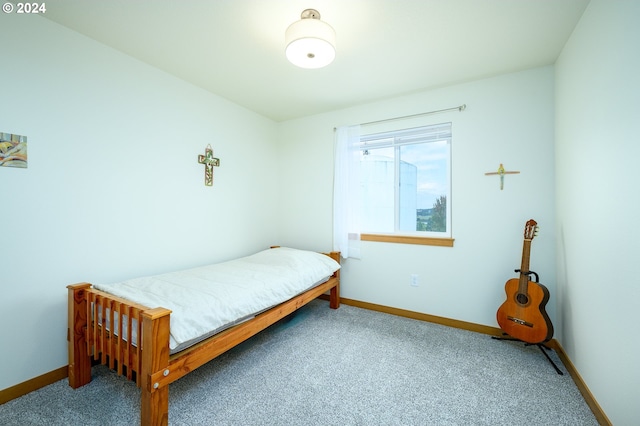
top-left (67, 247), bottom-right (340, 426)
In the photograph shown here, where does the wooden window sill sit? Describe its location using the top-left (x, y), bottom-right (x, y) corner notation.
top-left (360, 234), bottom-right (454, 247)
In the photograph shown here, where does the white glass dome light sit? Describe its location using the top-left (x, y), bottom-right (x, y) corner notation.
top-left (285, 9), bottom-right (336, 69)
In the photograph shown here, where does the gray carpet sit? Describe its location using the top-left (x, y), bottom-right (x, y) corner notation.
top-left (0, 300), bottom-right (598, 425)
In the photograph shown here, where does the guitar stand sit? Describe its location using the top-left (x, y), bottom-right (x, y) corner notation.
top-left (515, 269), bottom-right (538, 283)
top-left (493, 269), bottom-right (563, 375)
top-left (492, 334), bottom-right (564, 375)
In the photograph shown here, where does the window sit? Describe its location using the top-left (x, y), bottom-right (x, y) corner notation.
top-left (359, 123), bottom-right (452, 241)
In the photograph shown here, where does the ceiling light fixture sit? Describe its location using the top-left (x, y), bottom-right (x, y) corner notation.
top-left (285, 9), bottom-right (336, 69)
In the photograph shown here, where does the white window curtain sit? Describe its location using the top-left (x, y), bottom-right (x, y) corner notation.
top-left (333, 125), bottom-right (361, 259)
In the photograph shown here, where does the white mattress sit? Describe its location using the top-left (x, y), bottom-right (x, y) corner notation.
top-left (93, 247), bottom-right (340, 353)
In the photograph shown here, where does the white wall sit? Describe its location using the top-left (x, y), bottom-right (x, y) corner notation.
top-left (555, 1), bottom-right (640, 424)
top-left (0, 15), bottom-right (278, 390)
top-left (278, 67), bottom-right (556, 329)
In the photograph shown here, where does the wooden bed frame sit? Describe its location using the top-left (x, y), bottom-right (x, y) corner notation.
top-left (67, 251), bottom-right (340, 426)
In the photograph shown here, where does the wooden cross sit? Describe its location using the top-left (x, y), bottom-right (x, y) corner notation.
top-left (198, 144), bottom-right (220, 186)
top-left (485, 163), bottom-right (520, 190)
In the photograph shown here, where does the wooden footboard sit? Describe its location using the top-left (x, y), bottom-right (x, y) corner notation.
top-left (67, 250), bottom-right (340, 426)
top-left (67, 284), bottom-right (165, 386)
top-left (67, 283), bottom-right (172, 425)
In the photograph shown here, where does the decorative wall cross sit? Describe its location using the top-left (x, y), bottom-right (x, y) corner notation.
top-left (198, 144), bottom-right (220, 186)
top-left (485, 163), bottom-right (520, 190)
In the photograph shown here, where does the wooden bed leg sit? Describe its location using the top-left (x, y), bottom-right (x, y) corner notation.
top-left (329, 251), bottom-right (341, 309)
top-left (329, 283), bottom-right (340, 309)
top-left (140, 307), bottom-right (172, 426)
top-left (67, 283), bottom-right (93, 389)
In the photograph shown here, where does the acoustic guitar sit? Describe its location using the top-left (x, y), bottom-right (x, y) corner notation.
top-left (496, 219), bottom-right (553, 344)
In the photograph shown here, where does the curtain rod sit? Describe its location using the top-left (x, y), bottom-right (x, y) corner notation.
top-left (335, 104), bottom-right (466, 130)
top-left (360, 104), bottom-right (466, 127)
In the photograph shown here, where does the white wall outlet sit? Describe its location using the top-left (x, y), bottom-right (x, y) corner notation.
top-left (410, 274), bottom-right (419, 287)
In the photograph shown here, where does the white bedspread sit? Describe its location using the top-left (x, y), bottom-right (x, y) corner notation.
top-left (93, 247), bottom-right (340, 352)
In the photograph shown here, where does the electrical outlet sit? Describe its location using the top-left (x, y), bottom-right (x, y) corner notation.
top-left (410, 274), bottom-right (419, 287)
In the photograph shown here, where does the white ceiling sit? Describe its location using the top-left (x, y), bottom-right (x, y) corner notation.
top-left (43, 0), bottom-right (590, 122)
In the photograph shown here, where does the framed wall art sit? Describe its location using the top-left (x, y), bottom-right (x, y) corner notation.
top-left (0, 132), bottom-right (28, 168)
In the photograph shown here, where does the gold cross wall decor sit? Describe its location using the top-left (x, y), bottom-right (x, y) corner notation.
top-left (485, 163), bottom-right (520, 190)
top-left (198, 144), bottom-right (220, 186)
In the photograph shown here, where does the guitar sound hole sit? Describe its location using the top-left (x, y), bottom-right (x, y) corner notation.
top-left (516, 293), bottom-right (529, 305)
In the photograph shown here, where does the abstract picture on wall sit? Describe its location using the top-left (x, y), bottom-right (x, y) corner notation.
top-left (0, 132), bottom-right (28, 168)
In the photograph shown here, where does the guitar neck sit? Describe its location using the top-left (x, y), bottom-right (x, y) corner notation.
top-left (518, 239), bottom-right (532, 292)
top-left (520, 239), bottom-right (532, 273)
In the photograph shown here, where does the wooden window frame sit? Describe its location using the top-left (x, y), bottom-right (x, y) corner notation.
top-left (361, 233), bottom-right (454, 247)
